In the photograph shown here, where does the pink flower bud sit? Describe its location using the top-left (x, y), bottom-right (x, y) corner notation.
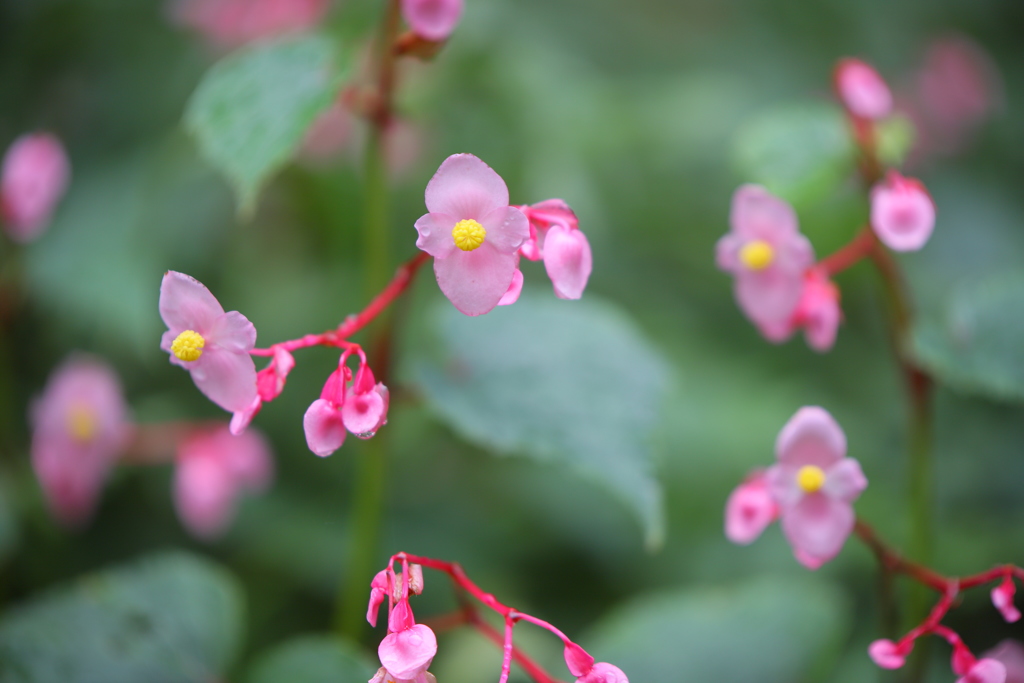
top-left (378, 623), bottom-right (437, 681)
top-left (724, 473), bottom-right (778, 545)
top-left (256, 346), bottom-right (295, 402)
top-left (564, 642), bottom-right (595, 678)
top-left (958, 659), bottom-right (1008, 683)
top-left (992, 577), bottom-right (1021, 623)
top-left (367, 570), bottom-right (390, 627)
top-left (792, 268), bottom-right (841, 352)
top-left (835, 58), bottom-right (893, 120)
top-left (401, 0), bottom-right (464, 42)
top-left (869, 639), bottom-right (910, 669)
top-left (576, 662), bottom-right (629, 683)
top-left (1, 133), bottom-right (70, 243)
top-left (870, 172), bottom-right (936, 252)
top-left (543, 225), bottom-right (593, 300)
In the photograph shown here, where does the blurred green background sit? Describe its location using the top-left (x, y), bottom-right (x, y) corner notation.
top-left (0, 0), bottom-right (1022, 681)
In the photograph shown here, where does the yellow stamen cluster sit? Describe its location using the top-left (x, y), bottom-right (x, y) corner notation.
top-left (739, 240), bottom-right (775, 271)
top-left (66, 403), bottom-right (97, 442)
top-left (796, 465), bottom-right (826, 493)
top-left (171, 330), bottom-right (206, 362)
top-left (452, 219), bottom-right (487, 252)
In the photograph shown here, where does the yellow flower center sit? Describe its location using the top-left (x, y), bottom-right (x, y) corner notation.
top-left (739, 240), bottom-right (775, 270)
top-left (66, 403), bottom-right (97, 442)
top-left (452, 219), bottom-right (486, 251)
top-left (171, 330), bottom-right (206, 362)
top-left (796, 465), bottom-right (826, 493)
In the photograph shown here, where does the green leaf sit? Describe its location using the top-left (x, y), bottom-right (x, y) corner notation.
top-left (914, 273), bottom-right (1024, 402)
top-left (733, 102), bottom-right (855, 206)
top-left (245, 635), bottom-right (377, 683)
top-left (0, 552), bottom-right (244, 683)
top-left (584, 576), bottom-right (849, 683)
top-left (415, 294), bottom-right (669, 549)
top-left (184, 35), bottom-right (346, 216)
top-left (875, 114), bottom-right (916, 168)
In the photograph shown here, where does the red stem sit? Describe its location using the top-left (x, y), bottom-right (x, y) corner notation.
top-left (818, 226), bottom-right (876, 277)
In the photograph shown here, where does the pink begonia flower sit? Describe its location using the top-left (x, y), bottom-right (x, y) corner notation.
top-left (401, 0), bottom-right (464, 42)
top-left (303, 363), bottom-right (389, 456)
top-left (30, 356), bottom-right (129, 526)
top-left (983, 641), bottom-right (1024, 683)
top-left (378, 621), bottom-right (437, 681)
top-left (869, 639), bottom-right (912, 670)
top-left (835, 58), bottom-right (893, 120)
top-left (724, 471), bottom-right (779, 545)
top-left (1, 133), bottom-right (70, 243)
top-left (174, 425), bottom-right (273, 539)
top-left (160, 271), bottom-right (259, 415)
top-left (415, 154), bottom-right (529, 316)
top-left (343, 364), bottom-right (389, 438)
top-left (174, 0), bottom-right (328, 48)
top-left (517, 199), bottom-right (592, 300)
top-left (716, 185), bottom-right (814, 339)
top-left (765, 406), bottom-right (867, 569)
top-left (992, 576), bottom-right (1021, 623)
top-left (958, 659), bottom-right (1008, 683)
top-left (870, 171), bottom-right (936, 252)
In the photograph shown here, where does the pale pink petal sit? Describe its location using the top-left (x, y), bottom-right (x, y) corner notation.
top-left (401, 0), bottom-right (463, 41)
top-left (730, 184), bottom-right (799, 240)
top-left (793, 548), bottom-right (826, 570)
top-left (823, 458), bottom-right (867, 502)
top-left (303, 398), bottom-right (346, 456)
top-left (174, 455), bottom-right (236, 539)
top-left (497, 268), bottom-right (524, 306)
top-left (544, 226), bottom-right (592, 300)
top-left (342, 384), bottom-right (388, 437)
top-left (795, 271), bottom-right (841, 352)
top-left (714, 233), bottom-right (743, 272)
top-left (735, 267), bottom-right (805, 326)
top-left (775, 406), bottom-right (847, 468)
top-left (424, 154), bottom-right (509, 220)
top-left (230, 396), bottom-right (261, 435)
top-left (415, 212), bottom-right (459, 259)
top-left (159, 271), bottom-right (225, 334)
top-left (577, 662), bottom-right (629, 683)
top-left (478, 205), bottom-right (529, 254)
top-left (765, 464), bottom-right (803, 508)
top-left (780, 492), bottom-right (854, 566)
top-left (959, 659), bottom-right (1008, 683)
top-left (756, 317), bottom-right (796, 344)
top-left (982, 641), bottom-right (1024, 683)
top-left (378, 624), bottom-right (437, 681)
top-left (724, 478), bottom-right (778, 544)
top-left (207, 311), bottom-right (257, 353)
top-left (869, 639), bottom-right (909, 670)
top-left (870, 174), bottom-right (936, 252)
top-left (525, 199), bottom-right (578, 231)
top-left (189, 346), bottom-right (258, 413)
top-left (836, 58), bottom-right (893, 120)
top-left (433, 244), bottom-right (517, 316)
top-left (1, 133), bottom-right (70, 242)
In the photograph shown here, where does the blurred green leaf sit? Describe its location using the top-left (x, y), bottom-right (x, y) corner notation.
top-left (914, 273), bottom-right (1024, 402)
top-left (0, 552), bottom-right (244, 683)
top-left (584, 575), bottom-right (849, 683)
top-left (415, 294), bottom-right (669, 549)
top-left (244, 635), bottom-right (376, 683)
top-left (184, 35), bottom-right (345, 215)
top-left (733, 102), bottom-right (855, 206)
top-left (875, 114), bottom-right (916, 168)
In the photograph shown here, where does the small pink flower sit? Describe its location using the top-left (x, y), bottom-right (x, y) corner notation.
top-left (992, 576), bottom-right (1021, 623)
top-left (303, 361), bottom-right (389, 456)
top-left (174, 0), bottom-right (329, 48)
top-left (159, 271), bottom-right (259, 415)
top-left (415, 154), bottom-right (529, 316)
top-left (342, 364), bottom-right (389, 439)
top-left (983, 641), bottom-right (1024, 683)
top-left (1, 133), bottom-right (70, 243)
top-left (869, 639), bottom-right (911, 670)
top-left (174, 425), bottom-right (273, 539)
top-left (378, 623), bottom-right (437, 681)
top-left (30, 356), bottom-right (129, 526)
top-left (517, 199), bottom-right (592, 300)
top-left (724, 472), bottom-right (778, 545)
top-left (303, 369), bottom-right (347, 457)
top-left (870, 171), bottom-right (936, 252)
top-left (958, 659), bottom-right (1008, 683)
top-left (401, 0), bottom-right (463, 42)
top-left (765, 406), bottom-right (867, 569)
top-left (716, 185), bottom-right (814, 338)
top-left (835, 58), bottom-right (893, 120)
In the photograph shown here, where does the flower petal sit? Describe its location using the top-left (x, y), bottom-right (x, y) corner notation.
top-left (342, 385), bottom-right (388, 437)
top-left (823, 458), bottom-right (867, 502)
top-left (434, 244), bottom-right (517, 316)
top-left (775, 406), bottom-right (847, 468)
top-left (401, 0), bottom-right (463, 41)
top-left (424, 153), bottom-right (509, 219)
top-left (159, 271), bottom-right (225, 333)
top-left (543, 226), bottom-right (592, 300)
top-left (414, 212), bottom-right (458, 259)
top-left (189, 347), bottom-right (258, 413)
top-left (208, 311), bottom-right (257, 353)
top-left (730, 184), bottom-right (799, 240)
top-left (497, 268), bottom-right (523, 306)
top-left (780, 492), bottom-right (854, 566)
top-left (479, 205), bottom-right (529, 254)
top-left (303, 398), bottom-right (346, 456)
top-left (379, 624), bottom-right (437, 681)
top-left (735, 267), bottom-right (804, 325)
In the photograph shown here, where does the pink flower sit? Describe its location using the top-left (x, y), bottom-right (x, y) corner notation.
top-left (517, 200), bottom-right (592, 300)
top-left (415, 154), bottom-right (529, 316)
top-left (992, 576), bottom-right (1021, 623)
top-left (303, 363), bottom-right (389, 456)
top-left (958, 659), bottom-right (1008, 683)
top-left (159, 271), bottom-right (259, 414)
top-left (378, 622), bottom-right (437, 681)
top-left (173, 425), bottom-right (273, 539)
top-left (1, 133), bottom-right (70, 243)
top-left (791, 268), bottom-right (841, 352)
top-left (765, 406), bottom-right (867, 569)
top-left (401, 0), bottom-right (463, 42)
top-left (716, 185), bottom-right (814, 338)
top-left (724, 471), bottom-right (778, 545)
top-left (174, 0), bottom-right (329, 48)
top-left (869, 639), bottom-right (912, 670)
top-left (30, 356), bottom-right (129, 526)
top-left (835, 58), bottom-right (893, 120)
top-left (870, 171), bottom-right (936, 252)
top-left (983, 641), bottom-right (1024, 683)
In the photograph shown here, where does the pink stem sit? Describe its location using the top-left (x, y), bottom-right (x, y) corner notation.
top-left (499, 616), bottom-right (516, 683)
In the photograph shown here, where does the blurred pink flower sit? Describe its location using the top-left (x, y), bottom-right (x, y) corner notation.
top-left (835, 58), bottom-right (892, 121)
top-left (1, 133), bottom-right (70, 243)
top-left (992, 576), bottom-right (1021, 623)
top-left (725, 471), bottom-right (778, 545)
top-left (983, 641), bottom-right (1024, 683)
top-left (159, 271), bottom-right (259, 415)
top-left (401, 0), bottom-right (463, 42)
top-left (765, 406), bottom-right (866, 569)
top-left (415, 154), bottom-right (529, 316)
top-left (958, 659), bottom-right (1008, 683)
top-left (791, 268), bottom-right (841, 352)
top-left (31, 356), bottom-right (129, 526)
top-left (716, 185), bottom-right (814, 340)
top-left (870, 171), bottom-right (935, 252)
top-left (869, 639), bottom-right (911, 670)
top-left (174, 424), bottom-right (273, 539)
top-left (174, 0), bottom-right (329, 48)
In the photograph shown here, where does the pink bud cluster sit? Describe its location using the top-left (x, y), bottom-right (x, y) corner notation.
top-left (725, 406), bottom-right (867, 569)
top-left (368, 553), bottom-right (629, 683)
top-left (304, 346), bottom-right (389, 456)
top-left (1, 133), bottom-right (70, 243)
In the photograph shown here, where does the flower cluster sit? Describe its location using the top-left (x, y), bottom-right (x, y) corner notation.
top-left (717, 60), bottom-right (936, 351)
top-left (368, 553), bottom-right (629, 683)
top-left (1, 133), bottom-right (70, 243)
